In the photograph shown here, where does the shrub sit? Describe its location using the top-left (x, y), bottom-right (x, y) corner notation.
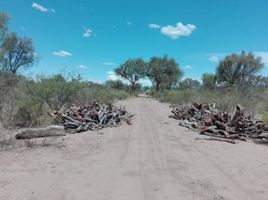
top-left (25, 74), bottom-right (82, 111)
top-left (0, 72), bottom-right (24, 128)
top-left (15, 97), bottom-right (48, 127)
top-left (0, 73), bottom-right (130, 129)
top-left (76, 85), bottom-right (129, 105)
top-left (151, 87), bottom-right (267, 115)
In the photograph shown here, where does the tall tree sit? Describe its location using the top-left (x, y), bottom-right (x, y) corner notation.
top-left (179, 78), bottom-right (201, 90)
top-left (216, 51), bottom-right (264, 87)
top-left (0, 12), bottom-right (9, 41)
top-left (246, 75), bottom-right (268, 89)
top-left (148, 55), bottom-right (183, 91)
top-left (114, 58), bottom-right (147, 92)
top-left (0, 33), bottom-right (35, 73)
top-left (202, 73), bottom-right (216, 90)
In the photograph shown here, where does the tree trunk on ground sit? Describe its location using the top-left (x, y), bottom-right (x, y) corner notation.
top-left (15, 125), bottom-right (66, 140)
top-left (155, 82), bottom-right (160, 91)
top-left (130, 82), bottom-right (136, 93)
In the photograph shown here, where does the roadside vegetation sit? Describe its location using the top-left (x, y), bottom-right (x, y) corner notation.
top-left (147, 52), bottom-right (268, 121)
top-left (1, 11), bottom-right (268, 132)
top-left (0, 12), bottom-right (129, 130)
top-left (113, 50), bottom-right (268, 121)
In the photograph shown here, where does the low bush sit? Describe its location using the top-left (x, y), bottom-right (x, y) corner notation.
top-left (151, 87), bottom-right (267, 116)
top-left (0, 73), bottom-right (129, 129)
top-left (76, 84), bottom-right (129, 105)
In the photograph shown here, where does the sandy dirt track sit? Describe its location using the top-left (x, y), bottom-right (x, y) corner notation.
top-left (0, 97), bottom-right (268, 200)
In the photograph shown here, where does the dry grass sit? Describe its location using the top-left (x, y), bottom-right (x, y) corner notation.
top-left (150, 88), bottom-right (268, 118)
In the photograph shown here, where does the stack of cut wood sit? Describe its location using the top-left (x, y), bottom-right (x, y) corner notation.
top-left (169, 102), bottom-right (268, 143)
top-left (53, 102), bottom-right (133, 133)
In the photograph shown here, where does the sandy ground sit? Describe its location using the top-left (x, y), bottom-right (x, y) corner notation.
top-left (0, 97), bottom-right (268, 200)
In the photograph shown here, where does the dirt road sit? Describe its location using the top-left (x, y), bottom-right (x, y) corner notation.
top-left (0, 97), bottom-right (268, 200)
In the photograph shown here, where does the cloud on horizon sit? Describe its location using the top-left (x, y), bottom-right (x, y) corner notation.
top-left (53, 50), bottom-right (72, 57)
top-left (255, 51), bottom-right (268, 66)
top-left (103, 61), bottom-right (116, 66)
top-left (184, 65), bottom-right (192, 70)
top-left (78, 64), bottom-right (88, 69)
top-left (107, 71), bottom-right (118, 80)
top-left (209, 56), bottom-right (219, 63)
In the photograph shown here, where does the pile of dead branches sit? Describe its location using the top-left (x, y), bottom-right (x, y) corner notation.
top-left (169, 102), bottom-right (268, 143)
top-left (52, 102), bottom-right (133, 133)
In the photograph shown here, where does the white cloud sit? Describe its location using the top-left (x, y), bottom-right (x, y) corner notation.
top-left (78, 64), bottom-right (88, 69)
top-left (82, 26), bottom-right (92, 38)
top-left (160, 22), bottom-right (196, 39)
top-left (32, 2), bottom-right (55, 13)
top-left (33, 52), bottom-right (38, 57)
top-left (184, 65), bottom-right (192, 70)
top-left (103, 61), bottom-right (116, 66)
top-left (53, 50), bottom-right (72, 57)
top-left (32, 2), bottom-right (48, 12)
top-left (90, 79), bottom-right (104, 84)
top-left (209, 56), bottom-right (219, 63)
top-left (139, 79), bottom-right (152, 86)
top-left (149, 23), bottom-right (161, 29)
top-left (255, 51), bottom-right (268, 66)
top-left (20, 26), bottom-right (26, 31)
top-left (107, 71), bottom-right (119, 80)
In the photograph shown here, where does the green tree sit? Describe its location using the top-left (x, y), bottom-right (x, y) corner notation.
top-left (114, 58), bottom-right (147, 93)
top-left (0, 72), bottom-right (24, 128)
top-left (148, 55), bottom-right (183, 91)
top-left (216, 51), bottom-right (264, 87)
top-left (0, 12), bottom-right (9, 41)
top-left (202, 73), bottom-right (216, 90)
top-left (105, 79), bottom-right (126, 90)
top-left (26, 74), bottom-right (81, 111)
top-left (179, 78), bottom-right (201, 90)
top-left (0, 33), bottom-right (35, 73)
top-left (246, 75), bottom-right (268, 89)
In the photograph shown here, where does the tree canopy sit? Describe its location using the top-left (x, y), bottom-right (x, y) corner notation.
top-left (105, 79), bottom-right (127, 90)
top-left (179, 78), bottom-right (201, 90)
top-left (216, 51), bottom-right (264, 87)
top-left (148, 55), bottom-right (183, 91)
top-left (0, 12), bottom-right (9, 41)
top-left (114, 58), bottom-right (147, 92)
top-left (202, 73), bottom-right (216, 90)
top-left (0, 32), bottom-right (35, 73)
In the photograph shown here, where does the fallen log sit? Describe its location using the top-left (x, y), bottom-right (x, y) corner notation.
top-left (195, 137), bottom-right (237, 144)
top-left (200, 131), bottom-right (247, 141)
top-left (15, 125), bottom-right (66, 140)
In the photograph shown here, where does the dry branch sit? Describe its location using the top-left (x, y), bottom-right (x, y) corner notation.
top-left (170, 102), bottom-right (268, 143)
top-left (195, 137), bottom-right (237, 144)
top-left (53, 102), bottom-right (133, 133)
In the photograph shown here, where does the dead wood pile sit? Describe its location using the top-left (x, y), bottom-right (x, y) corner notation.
top-left (169, 102), bottom-right (268, 143)
top-left (52, 102), bottom-right (133, 133)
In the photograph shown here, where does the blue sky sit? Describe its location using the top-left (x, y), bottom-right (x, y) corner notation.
top-left (1, 0), bottom-right (268, 83)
